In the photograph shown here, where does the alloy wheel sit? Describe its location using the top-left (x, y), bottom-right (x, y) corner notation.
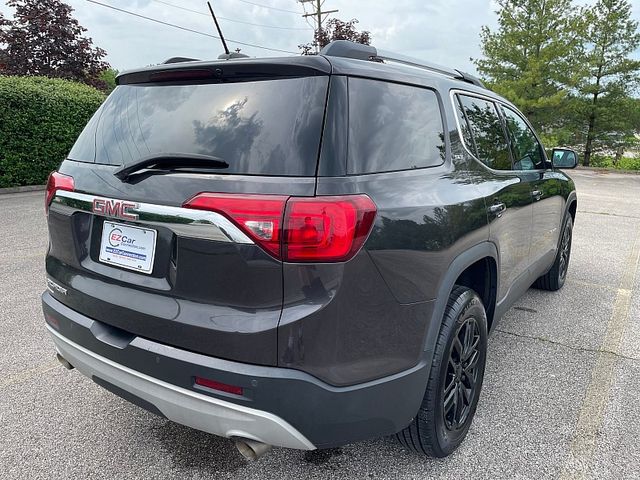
top-left (559, 222), bottom-right (572, 281)
top-left (442, 317), bottom-right (481, 431)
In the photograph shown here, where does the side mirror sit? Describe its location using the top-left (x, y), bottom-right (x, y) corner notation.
top-left (551, 148), bottom-right (578, 169)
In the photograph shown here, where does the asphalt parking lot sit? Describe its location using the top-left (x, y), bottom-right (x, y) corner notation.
top-left (1, 169), bottom-right (639, 479)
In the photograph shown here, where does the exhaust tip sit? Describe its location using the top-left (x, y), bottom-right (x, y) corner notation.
top-left (234, 438), bottom-right (272, 461)
top-left (56, 353), bottom-right (74, 370)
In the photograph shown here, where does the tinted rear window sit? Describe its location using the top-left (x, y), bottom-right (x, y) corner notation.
top-left (347, 78), bottom-right (445, 174)
top-left (69, 76), bottom-right (329, 176)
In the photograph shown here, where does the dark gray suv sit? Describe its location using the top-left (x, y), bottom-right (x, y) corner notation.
top-left (42, 40), bottom-right (577, 459)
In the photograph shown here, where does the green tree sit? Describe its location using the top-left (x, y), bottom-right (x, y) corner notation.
top-left (0, 0), bottom-right (109, 88)
top-left (474, 0), bottom-right (581, 146)
top-left (575, 0), bottom-right (640, 166)
top-left (299, 18), bottom-right (371, 55)
top-left (98, 67), bottom-right (119, 94)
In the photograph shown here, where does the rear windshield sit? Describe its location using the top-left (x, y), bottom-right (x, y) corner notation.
top-left (69, 76), bottom-right (329, 176)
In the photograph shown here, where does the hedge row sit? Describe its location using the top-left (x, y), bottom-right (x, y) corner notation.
top-left (590, 154), bottom-right (640, 171)
top-left (0, 76), bottom-right (105, 188)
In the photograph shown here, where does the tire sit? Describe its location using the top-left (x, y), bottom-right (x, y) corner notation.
top-left (534, 215), bottom-right (573, 291)
top-left (396, 285), bottom-right (488, 457)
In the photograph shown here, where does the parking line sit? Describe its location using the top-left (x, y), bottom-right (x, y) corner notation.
top-left (0, 361), bottom-right (59, 389)
top-left (566, 279), bottom-right (618, 291)
top-left (559, 230), bottom-right (640, 479)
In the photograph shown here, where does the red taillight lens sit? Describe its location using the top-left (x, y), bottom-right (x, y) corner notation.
top-left (194, 376), bottom-right (243, 396)
top-left (45, 171), bottom-right (74, 214)
top-left (182, 193), bottom-right (377, 262)
top-left (283, 195), bottom-right (377, 262)
top-left (183, 193), bottom-right (287, 257)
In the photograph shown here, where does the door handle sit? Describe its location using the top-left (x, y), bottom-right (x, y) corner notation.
top-left (532, 190), bottom-right (543, 200)
top-left (488, 202), bottom-right (507, 217)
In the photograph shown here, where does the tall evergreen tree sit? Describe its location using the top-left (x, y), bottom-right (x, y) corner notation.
top-left (576, 0), bottom-right (640, 166)
top-left (474, 0), bottom-right (581, 145)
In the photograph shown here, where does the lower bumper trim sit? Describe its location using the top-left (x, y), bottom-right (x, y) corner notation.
top-left (47, 324), bottom-right (315, 450)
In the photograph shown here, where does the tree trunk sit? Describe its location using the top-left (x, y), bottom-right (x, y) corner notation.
top-left (584, 35), bottom-right (608, 167)
top-left (583, 109), bottom-right (596, 167)
top-left (614, 146), bottom-right (624, 166)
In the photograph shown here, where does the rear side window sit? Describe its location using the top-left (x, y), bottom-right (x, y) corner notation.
top-left (457, 94), bottom-right (511, 171)
top-left (69, 76), bottom-right (329, 176)
top-left (347, 78), bottom-right (445, 175)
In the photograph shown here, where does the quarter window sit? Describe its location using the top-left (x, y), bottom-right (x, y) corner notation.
top-left (347, 78), bottom-right (445, 174)
top-left (457, 95), bottom-right (512, 171)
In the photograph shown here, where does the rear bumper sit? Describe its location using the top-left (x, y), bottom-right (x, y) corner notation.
top-left (49, 324), bottom-right (314, 450)
top-left (43, 292), bottom-right (429, 449)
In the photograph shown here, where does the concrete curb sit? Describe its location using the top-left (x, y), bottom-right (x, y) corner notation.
top-left (576, 166), bottom-right (640, 175)
top-left (0, 185), bottom-right (46, 195)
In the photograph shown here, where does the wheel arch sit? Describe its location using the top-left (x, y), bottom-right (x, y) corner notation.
top-left (566, 191), bottom-right (577, 223)
top-left (423, 242), bottom-right (499, 357)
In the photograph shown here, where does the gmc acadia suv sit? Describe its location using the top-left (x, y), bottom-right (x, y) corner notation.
top-left (42, 40), bottom-right (577, 459)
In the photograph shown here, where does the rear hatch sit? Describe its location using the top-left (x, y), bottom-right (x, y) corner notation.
top-left (45, 57), bottom-right (331, 365)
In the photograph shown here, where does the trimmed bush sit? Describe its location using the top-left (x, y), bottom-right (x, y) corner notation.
top-left (589, 154), bottom-right (615, 168)
top-left (618, 156), bottom-right (640, 171)
top-left (590, 153), bottom-right (640, 171)
top-left (0, 75), bottom-right (105, 188)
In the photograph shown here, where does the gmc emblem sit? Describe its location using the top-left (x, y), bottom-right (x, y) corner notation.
top-left (92, 198), bottom-right (139, 220)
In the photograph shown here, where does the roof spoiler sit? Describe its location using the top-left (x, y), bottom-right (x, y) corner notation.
top-left (320, 40), bottom-right (486, 89)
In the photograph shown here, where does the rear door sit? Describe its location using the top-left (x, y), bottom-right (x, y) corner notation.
top-left (46, 60), bottom-right (330, 366)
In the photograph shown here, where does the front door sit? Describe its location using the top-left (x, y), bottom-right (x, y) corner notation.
top-left (499, 105), bottom-right (564, 267)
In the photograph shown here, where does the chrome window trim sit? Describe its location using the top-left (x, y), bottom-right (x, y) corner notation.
top-left (51, 190), bottom-right (253, 244)
top-left (449, 89), bottom-right (548, 174)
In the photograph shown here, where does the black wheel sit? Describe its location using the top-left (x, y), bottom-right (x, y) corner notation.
top-left (534, 215), bottom-right (573, 291)
top-left (396, 286), bottom-right (488, 457)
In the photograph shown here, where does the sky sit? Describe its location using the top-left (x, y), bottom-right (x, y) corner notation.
top-left (0, 0), bottom-right (639, 75)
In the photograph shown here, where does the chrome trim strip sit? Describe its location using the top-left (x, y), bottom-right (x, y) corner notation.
top-left (51, 190), bottom-right (253, 244)
top-left (47, 324), bottom-right (315, 450)
top-left (448, 88), bottom-right (548, 173)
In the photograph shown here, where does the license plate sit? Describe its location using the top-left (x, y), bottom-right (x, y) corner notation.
top-left (99, 221), bottom-right (157, 274)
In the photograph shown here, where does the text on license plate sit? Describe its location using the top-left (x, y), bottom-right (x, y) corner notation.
top-left (99, 221), bottom-right (157, 274)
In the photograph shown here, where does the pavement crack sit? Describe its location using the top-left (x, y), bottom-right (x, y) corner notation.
top-left (577, 210), bottom-right (640, 220)
top-left (494, 328), bottom-right (640, 364)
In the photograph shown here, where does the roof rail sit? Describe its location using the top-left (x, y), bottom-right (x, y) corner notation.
top-left (163, 57), bottom-right (200, 64)
top-left (320, 40), bottom-right (485, 89)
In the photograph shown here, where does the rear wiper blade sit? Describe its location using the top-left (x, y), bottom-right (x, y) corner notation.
top-left (114, 153), bottom-right (229, 181)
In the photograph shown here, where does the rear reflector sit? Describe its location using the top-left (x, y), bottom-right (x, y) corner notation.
top-left (45, 171), bottom-right (74, 214)
top-left (183, 193), bottom-right (377, 262)
top-left (44, 313), bottom-right (60, 330)
top-left (194, 376), bottom-right (243, 396)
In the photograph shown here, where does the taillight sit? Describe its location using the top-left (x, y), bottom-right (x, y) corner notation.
top-left (183, 193), bottom-right (287, 257)
top-left (45, 171), bottom-right (74, 214)
top-left (283, 196), bottom-right (377, 262)
top-left (183, 193), bottom-right (377, 262)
